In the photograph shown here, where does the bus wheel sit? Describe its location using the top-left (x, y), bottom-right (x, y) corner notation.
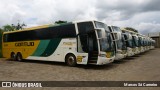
top-left (16, 53), bottom-right (23, 62)
top-left (65, 54), bottom-right (77, 67)
top-left (10, 52), bottom-right (16, 60)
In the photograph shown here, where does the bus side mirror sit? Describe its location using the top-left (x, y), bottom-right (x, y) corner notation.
top-left (96, 28), bottom-right (105, 38)
top-left (101, 28), bottom-right (106, 38)
top-left (111, 32), bottom-right (118, 41)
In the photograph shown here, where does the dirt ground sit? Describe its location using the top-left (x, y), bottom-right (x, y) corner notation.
top-left (0, 49), bottom-right (160, 90)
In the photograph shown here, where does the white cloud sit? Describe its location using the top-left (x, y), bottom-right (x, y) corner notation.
top-left (0, 0), bottom-right (160, 34)
top-left (135, 23), bottom-right (160, 34)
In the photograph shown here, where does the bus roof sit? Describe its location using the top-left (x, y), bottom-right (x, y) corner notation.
top-left (121, 28), bottom-right (138, 34)
top-left (3, 22), bottom-right (73, 34)
top-left (72, 20), bottom-right (97, 23)
top-left (3, 20), bottom-right (102, 34)
top-left (3, 20), bottom-right (104, 34)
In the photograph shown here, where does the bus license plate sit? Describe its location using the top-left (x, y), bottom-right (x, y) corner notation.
top-left (106, 52), bottom-right (111, 58)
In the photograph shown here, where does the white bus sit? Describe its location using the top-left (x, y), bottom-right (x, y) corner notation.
top-left (108, 26), bottom-right (127, 60)
top-left (137, 34), bottom-right (145, 53)
top-left (2, 20), bottom-right (115, 66)
top-left (131, 33), bottom-right (140, 55)
top-left (141, 35), bottom-right (147, 52)
top-left (148, 38), bottom-right (155, 50)
top-left (121, 28), bottom-right (135, 56)
top-left (151, 39), bottom-right (155, 49)
top-left (122, 28), bottom-right (141, 55)
top-left (145, 37), bottom-right (150, 51)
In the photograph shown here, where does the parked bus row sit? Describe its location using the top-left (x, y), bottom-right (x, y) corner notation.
top-left (110, 26), bottom-right (155, 61)
top-left (2, 20), bottom-right (155, 66)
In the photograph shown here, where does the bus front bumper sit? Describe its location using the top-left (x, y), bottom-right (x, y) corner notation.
top-left (127, 48), bottom-right (134, 57)
top-left (97, 56), bottom-right (115, 65)
top-left (135, 47), bottom-right (140, 54)
top-left (114, 53), bottom-right (125, 60)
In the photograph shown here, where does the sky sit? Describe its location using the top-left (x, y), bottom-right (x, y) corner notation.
top-left (0, 0), bottom-right (160, 34)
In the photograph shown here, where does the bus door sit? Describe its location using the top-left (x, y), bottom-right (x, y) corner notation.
top-left (78, 31), bottom-right (98, 64)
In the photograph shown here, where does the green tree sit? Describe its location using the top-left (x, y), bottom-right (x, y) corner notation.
top-left (125, 27), bottom-right (138, 33)
top-left (2, 24), bottom-right (14, 32)
top-left (55, 20), bottom-right (67, 24)
top-left (0, 28), bottom-right (3, 57)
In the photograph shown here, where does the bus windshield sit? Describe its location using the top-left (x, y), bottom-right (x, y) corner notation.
top-left (135, 36), bottom-right (139, 47)
top-left (116, 39), bottom-right (123, 50)
top-left (138, 37), bottom-right (143, 47)
top-left (124, 34), bottom-right (132, 48)
top-left (143, 39), bottom-right (147, 46)
top-left (95, 21), bottom-right (114, 52)
top-left (112, 26), bottom-right (124, 50)
top-left (132, 36), bottom-right (138, 47)
top-left (122, 34), bottom-right (127, 50)
top-left (112, 26), bottom-right (121, 32)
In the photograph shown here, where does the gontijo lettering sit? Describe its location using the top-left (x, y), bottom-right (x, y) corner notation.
top-left (15, 42), bottom-right (34, 47)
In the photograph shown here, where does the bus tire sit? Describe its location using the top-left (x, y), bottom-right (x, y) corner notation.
top-left (16, 53), bottom-right (23, 62)
top-left (10, 52), bottom-right (16, 60)
top-left (65, 54), bottom-right (77, 67)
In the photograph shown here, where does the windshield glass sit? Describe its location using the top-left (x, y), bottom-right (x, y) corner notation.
top-left (95, 21), bottom-right (114, 52)
top-left (147, 39), bottom-right (150, 46)
top-left (112, 26), bottom-right (121, 32)
top-left (95, 21), bottom-right (110, 32)
top-left (149, 40), bottom-right (151, 46)
top-left (135, 36), bottom-right (139, 47)
top-left (112, 26), bottom-right (124, 50)
top-left (116, 39), bottom-right (123, 49)
top-left (138, 37), bottom-right (143, 46)
top-left (122, 34), bottom-right (127, 50)
top-left (123, 34), bottom-right (132, 48)
top-left (132, 36), bottom-right (138, 47)
top-left (127, 39), bottom-right (132, 48)
top-left (144, 39), bottom-right (147, 46)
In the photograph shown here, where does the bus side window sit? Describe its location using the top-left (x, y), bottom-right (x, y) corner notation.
top-left (3, 34), bottom-right (8, 42)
